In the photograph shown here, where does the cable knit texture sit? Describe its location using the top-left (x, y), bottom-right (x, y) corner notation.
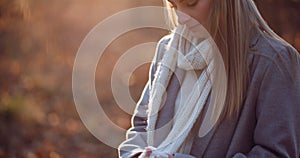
top-left (145, 24), bottom-right (215, 158)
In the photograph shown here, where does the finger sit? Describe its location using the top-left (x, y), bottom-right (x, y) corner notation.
top-left (168, 153), bottom-right (174, 158)
top-left (145, 148), bottom-right (152, 158)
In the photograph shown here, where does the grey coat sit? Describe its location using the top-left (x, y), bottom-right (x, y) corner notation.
top-left (118, 31), bottom-right (300, 158)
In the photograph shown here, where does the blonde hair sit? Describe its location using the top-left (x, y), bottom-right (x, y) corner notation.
top-left (163, 0), bottom-right (298, 118)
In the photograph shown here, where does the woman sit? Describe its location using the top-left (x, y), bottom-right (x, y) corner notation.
top-left (118, 0), bottom-right (300, 157)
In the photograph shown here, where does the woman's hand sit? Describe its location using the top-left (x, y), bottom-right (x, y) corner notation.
top-left (138, 147), bottom-right (174, 158)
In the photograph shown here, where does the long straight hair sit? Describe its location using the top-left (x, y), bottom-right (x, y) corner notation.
top-left (163, 0), bottom-right (298, 118)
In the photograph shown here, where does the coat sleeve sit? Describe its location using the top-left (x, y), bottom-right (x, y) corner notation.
top-left (118, 36), bottom-right (169, 158)
top-left (233, 47), bottom-right (300, 157)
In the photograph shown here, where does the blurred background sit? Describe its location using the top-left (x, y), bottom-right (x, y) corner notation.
top-left (0, 0), bottom-right (299, 158)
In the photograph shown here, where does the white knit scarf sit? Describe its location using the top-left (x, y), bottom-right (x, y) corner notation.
top-left (145, 24), bottom-right (216, 158)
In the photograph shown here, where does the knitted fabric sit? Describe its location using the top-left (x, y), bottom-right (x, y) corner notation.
top-left (145, 24), bottom-right (215, 158)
